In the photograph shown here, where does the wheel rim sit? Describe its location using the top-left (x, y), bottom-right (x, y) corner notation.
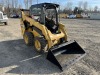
top-left (24, 34), bottom-right (28, 44)
top-left (35, 40), bottom-right (41, 51)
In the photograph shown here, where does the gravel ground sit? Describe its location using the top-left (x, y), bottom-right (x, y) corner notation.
top-left (0, 18), bottom-right (100, 75)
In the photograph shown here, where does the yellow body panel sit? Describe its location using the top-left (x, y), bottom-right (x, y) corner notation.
top-left (20, 11), bottom-right (68, 51)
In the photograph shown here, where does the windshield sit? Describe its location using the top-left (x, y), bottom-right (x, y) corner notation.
top-left (45, 8), bottom-right (58, 24)
top-left (31, 8), bottom-right (41, 16)
top-left (45, 9), bottom-right (56, 19)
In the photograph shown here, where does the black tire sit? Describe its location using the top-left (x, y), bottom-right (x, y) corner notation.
top-left (23, 32), bottom-right (34, 46)
top-left (34, 37), bottom-right (47, 53)
top-left (4, 22), bottom-right (8, 25)
top-left (60, 38), bottom-right (65, 43)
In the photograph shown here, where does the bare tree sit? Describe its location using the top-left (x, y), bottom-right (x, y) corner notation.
top-left (0, 0), bottom-right (4, 12)
top-left (67, 2), bottom-right (73, 10)
top-left (15, 0), bottom-right (18, 8)
top-left (5, 0), bottom-right (10, 7)
top-left (4, 0), bottom-right (10, 16)
top-left (18, 4), bottom-right (22, 9)
top-left (83, 1), bottom-right (88, 11)
top-left (29, 0), bottom-right (33, 7)
top-left (94, 6), bottom-right (98, 12)
top-left (88, 6), bottom-right (93, 13)
top-left (10, 0), bottom-right (18, 8)
top-left (11, 0), bottom-right (14, 8)
top-left (24, 0), bottom-right (27, 9)
top-left (24, 0), bottom-right (33, 9)
top-left (78, 1), bottom-right (83, 9)
top-left (64, 2), bottom-right (73, 14)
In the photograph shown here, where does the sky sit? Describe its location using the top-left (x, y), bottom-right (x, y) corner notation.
top-left (18, 0), bottom-right (100, 9)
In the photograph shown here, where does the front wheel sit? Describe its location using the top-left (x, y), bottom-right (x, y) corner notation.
top-left (34, 37), bottom-right (47, 53)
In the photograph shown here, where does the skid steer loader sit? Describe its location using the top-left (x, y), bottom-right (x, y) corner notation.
top-left (20, 3), bottom-right (86, 71)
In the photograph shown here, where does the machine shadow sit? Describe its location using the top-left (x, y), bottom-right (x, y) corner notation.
top-left (0, 39), bottom-right (61, 74)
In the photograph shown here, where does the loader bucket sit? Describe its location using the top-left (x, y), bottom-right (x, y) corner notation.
top-left (47, 40), bottom-right (86, 71)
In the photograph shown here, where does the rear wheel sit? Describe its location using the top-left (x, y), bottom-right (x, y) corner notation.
top-left (23, 32), bottom-right (34, 46)
top-left (34, 37), bottom-right (47, 53)
top-left (4, 22), bottom-right (8, 25)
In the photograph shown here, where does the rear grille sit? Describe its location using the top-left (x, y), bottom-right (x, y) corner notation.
top-left (0, 13), bottom-right (3, 19)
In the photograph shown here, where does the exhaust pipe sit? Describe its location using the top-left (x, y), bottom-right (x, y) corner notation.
top-left (46, 40), bottom-right (86, 71)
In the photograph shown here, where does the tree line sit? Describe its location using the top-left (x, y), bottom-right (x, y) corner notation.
top-left (0, 0), bottom-right (100, 16)
top-left (0, 0), bottom-right (33, 9)
top-left (59, 1), bottom-right (100, 14)
top-left (0, 0), bottom-right (33, 17)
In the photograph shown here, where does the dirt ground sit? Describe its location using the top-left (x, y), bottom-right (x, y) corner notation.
top-left (0, 18), bottom-right (100, 75)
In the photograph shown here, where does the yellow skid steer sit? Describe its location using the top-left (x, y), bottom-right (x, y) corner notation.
top-left (20, 3), bottom-right (86, 71)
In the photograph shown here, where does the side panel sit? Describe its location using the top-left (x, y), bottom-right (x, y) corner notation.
top-left (59, 23), bottom-right (67, 41)
top-left (20, 11), bottom-right (52, 49)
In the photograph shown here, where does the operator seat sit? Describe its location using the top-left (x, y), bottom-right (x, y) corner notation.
top-left (45, 17), bottom-right (58, 33)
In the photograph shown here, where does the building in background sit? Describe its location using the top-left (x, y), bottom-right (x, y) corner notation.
top-left (89, 12), bottom-right (100, 20)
